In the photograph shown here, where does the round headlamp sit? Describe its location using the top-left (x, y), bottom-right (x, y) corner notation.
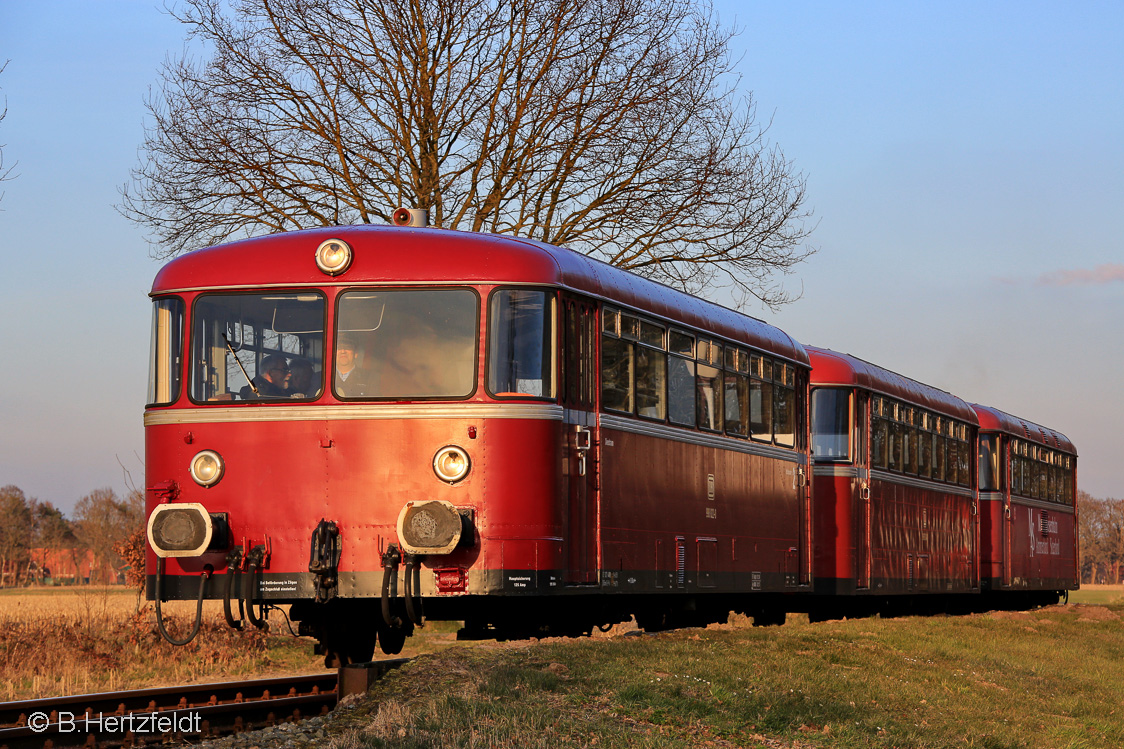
top-left (147, 503), bottom-right (214, 558)
top-left (397, 500), bottom-right (464, 555)
top-left (189, 449), bottom-right (225, 488)
top-left (315, 238), bottom-right (353, 276)
top-left (433, 446), bottom-right (471, 483)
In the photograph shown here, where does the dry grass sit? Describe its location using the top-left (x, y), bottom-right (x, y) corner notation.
top-left (0, 588), bottom-right (323, 701)
top-left (0, 587), bottom-right (466, 702)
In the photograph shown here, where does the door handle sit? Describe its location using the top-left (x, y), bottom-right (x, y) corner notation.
top-left (574, 425), bottom-right (591, 477)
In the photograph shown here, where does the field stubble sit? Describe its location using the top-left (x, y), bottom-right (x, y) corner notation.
top-left (0, 588), bottom-right (458, 701)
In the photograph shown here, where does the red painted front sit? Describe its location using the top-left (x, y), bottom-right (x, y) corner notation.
top-left (146, 413), bottom-right (564, 592)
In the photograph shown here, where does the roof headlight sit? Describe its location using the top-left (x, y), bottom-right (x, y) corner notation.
top-left (433, 446), bottom-right (471, 483)
top-left (189, 449), bottom-right (225, 488)
top-left (315, 238), bottom-right (353, 276)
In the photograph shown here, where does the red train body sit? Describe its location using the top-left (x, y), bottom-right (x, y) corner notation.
top-left (143, 225), bottom-right (1077, 660)
top-left (145, 225), bottom-right (812, 661)
top-left (972, 404), bottom-right (1078, 601)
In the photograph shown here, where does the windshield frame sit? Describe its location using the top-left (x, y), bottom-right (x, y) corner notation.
top-left (147, 295), bottom-right (186, 408)
top-left (485, 286), bottom-right (557, 401)
top-left (332, 285), bottom-right (481, 402)
top-left (187, 289), bottom-right (328, 405)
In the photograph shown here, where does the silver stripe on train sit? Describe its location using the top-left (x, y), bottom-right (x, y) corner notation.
top-left (144, 403), bottom-right (565, 427)
top-left (599, 414), bottom-right (805, 464)
top-left (978, 491), bottom-right (1075, 513)
top-left (868, 468), bottom-right (975, 498)
top-left (812, 465), bottom-right (869, 479)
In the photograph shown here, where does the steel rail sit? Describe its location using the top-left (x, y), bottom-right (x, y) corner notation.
top-left (0, 671), bottom-right (351, 749)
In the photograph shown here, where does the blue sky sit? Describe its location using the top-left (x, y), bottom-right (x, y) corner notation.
top-left (0, 1), bottom-right (1120, 512)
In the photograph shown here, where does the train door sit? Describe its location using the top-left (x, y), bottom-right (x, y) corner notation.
top-left (856, 390), bottom-right (872, 589)
top-left (562, 296), bottom-right (599, 585)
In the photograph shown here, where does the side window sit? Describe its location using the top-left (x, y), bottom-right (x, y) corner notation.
top-left (600, 309), bottom-right (633, 413)
top-left (809, 386), bottom-right (849, 458)
top-left (635, 320), bottom-right (667, 420)
top-left (978, 434), bottom-right (999, 491)
top-left (749, 354), bottom-right (773, 442)
top-left (724, 348), bottom-right (749, 438)
top-left (918, 413), bottom-right (932, 479)
top-left (946, 424), bottom-right (959, 485)
top-left (871, 417), bottom-right (887, 470)
top-left (696, 339), bottom-right (723, 432)
top-left (773, 362), bottom-right (795, 448)
top-left (148, 296), bottom-right (185, 406)
top-left (958, 426), bottom-right (971, 487)
top-left (668, 329), bottom-right (696, 426)
top-left (888, 406), bottom-right (902, 472)
top-left (488, 289), bottom-right (554, 398)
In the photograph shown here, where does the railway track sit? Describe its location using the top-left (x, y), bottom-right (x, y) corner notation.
top-left (0, 660), bottom-right (408, 749)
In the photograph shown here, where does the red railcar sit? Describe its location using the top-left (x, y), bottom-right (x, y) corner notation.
top-left (806, 347), bottom-right (981, 618)
top-left (145, 225), bottom-right (812, 662)
top-left (971, 404), bottom-right (1078, 605)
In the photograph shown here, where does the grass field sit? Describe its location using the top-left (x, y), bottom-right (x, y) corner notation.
top-left (0, 587), bottom-right (460, 701)
top-left (330, 604), bottom-right (1124, 749)
top-left (4, 586), bottom-right (1124, 748)
top-left (1067, 584), bottom-right (1124, 606)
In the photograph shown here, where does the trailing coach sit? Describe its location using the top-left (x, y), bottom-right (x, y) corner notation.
top-left (971, 404), bottom-right (1078, 605)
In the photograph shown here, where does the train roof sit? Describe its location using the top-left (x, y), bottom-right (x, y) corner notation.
top-left (150, 225), bottom-right (808, 366)
top-left (806, 346), bottom-right (977, 423)
top-left (970, 404), bottom-right (1077, 455)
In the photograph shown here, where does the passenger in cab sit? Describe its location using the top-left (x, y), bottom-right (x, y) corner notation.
top-left (287, 357), bottom-right (316, 398)
top-left (335, 335), bottom-right (375, 397)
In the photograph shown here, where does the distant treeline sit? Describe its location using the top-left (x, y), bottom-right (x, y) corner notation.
top-left (0, 484), bottom-right (144, 586)
top-left (1079, 491), bottom-right (1124, 584)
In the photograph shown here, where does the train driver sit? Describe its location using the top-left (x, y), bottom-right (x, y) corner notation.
top-left (248, 354), bottom-right (290, 398)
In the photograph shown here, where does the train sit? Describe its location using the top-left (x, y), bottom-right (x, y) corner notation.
top-left (143, 221), bottom-right (1077, 664)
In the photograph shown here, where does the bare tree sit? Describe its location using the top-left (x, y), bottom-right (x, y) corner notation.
top-left (121, 0), bottom-right (813, 307)
top-left (73, 488), bottom-right (145, 584)
top-left (0, 60), bottom-right (16, 204)
top-left (0, 485), bottom-right (33, 587)
top-left (1079, 491), bottom-right (1124, 584)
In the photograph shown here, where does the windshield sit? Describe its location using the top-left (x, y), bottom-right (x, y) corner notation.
top-left (191, 293), bottom-right (325, 402)
top-left (335, 289), bottom-right (477, 399)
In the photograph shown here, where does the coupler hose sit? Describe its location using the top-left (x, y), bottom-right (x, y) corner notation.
top-left (381, 545), bottom-right (402, 628)
top-left (403, 553), bottom-right (424, 626)
top-left (244, 551), bottom-right (269, 630)
top-left (155, 557), bottom-right (210, 646)
top-left (223, 548), bottom-right (245, 631)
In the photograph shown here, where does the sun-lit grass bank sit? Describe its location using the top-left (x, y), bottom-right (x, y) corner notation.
top-left (330, 604), bottom-right (1124, 749)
